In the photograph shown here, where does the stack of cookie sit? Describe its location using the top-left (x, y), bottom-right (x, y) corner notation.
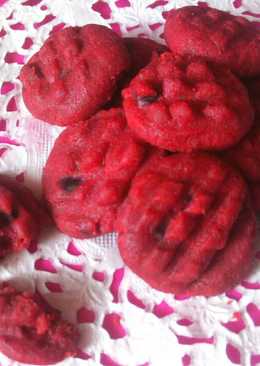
top-left (0, 5), bottom-right (260, 365)
top-left (19, 6), bottom-right (260, 299)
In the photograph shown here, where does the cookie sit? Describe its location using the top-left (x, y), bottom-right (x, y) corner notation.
top-left (224, 124), bottom-right (260, 213)
top-left (125, 37), bottom-right (167, 76)
top-left (122, 52), bottom-right (253, 152)
top-left (43, 108), bottom-right (148, 238)
top-left (0, 176), bottom-right (47, 259)
top-left (116, 152), bottom-right (256, 296)
top-left (224, 78), bottom-right (260, 211)
top-left (0, 283), bottom-right (78, 364)
top-left (225, 125), bottom-right (260, 184)
top-left (164, 6), bottom-right (260, 77)
top-left (104, 37), bottom-right (167, 109)
top-left (20, 25), bottom-right (130, 126)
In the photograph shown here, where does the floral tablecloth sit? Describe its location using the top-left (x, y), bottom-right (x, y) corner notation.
top-left (0, 1), bottom-right (260, 365)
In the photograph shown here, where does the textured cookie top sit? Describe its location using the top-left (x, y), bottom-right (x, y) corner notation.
top-left (123, 52), bottom-right (253, 152)
top-left (165, 6), bottom-right (260, 77)
top-left (117, 152), bottom-right (255, 296)
top-left (225, 124), bottom-right (260, 181)
top-left (225, 78), bottom-right (260, 182)
top-left (20, 25), bottom-right (130, 125)
top-left (43, 108), bottom-right (148, 238)
top-left (0, 283), bottom-right (78, 364)
top-left (0, 176), bottom-right (47, 259)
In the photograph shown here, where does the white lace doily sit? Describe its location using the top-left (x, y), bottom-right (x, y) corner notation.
top-left (0, 1), bottom-right (260, 365)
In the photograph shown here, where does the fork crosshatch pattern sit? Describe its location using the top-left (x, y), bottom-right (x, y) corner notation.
top-left (0, 1), bottom-right (260, 366)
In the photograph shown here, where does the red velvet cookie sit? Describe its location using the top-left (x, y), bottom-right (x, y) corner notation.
top-left (224, 78), bottom-right (260, 211)
top-left (0, 176), bottom-right (47, 259)
top-left (20, 25), bottom-right (130, 126)
top-left (225, 125), bottom-right (260, 184)
top-left (122, 52), bottom-right (253, 152)
top-left (0, 283), bottom-right (78, 364)
top-left (116, 152), bottom-right (256, 296)
top-left (125, 37), bottom-right (167, 76)
top-left (164, 6), bottom-right (260, 77)
top-left (43, 108), bottom-right (148, 238)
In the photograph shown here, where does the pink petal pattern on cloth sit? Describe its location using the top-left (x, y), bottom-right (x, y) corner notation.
top-left (109, 267), bottom-right (124, 303)
top-left (222, 318), bottom-right (246, 333)
top-left (177, 318), bottom-right (193, 326)
top-left (251, 354), bottom-right (260, 366)
top-left (22, 0), bottom-right (42, 5)
top-left (4, 52), bottom-right (24, 64)
top-left (247, 303), bottom-right (260, 326)
top-left (176, 334), bottom-right (214, 345)
top-left (22, 37), bottom-right (33, 49)
top-left (77, 307), bottom-right (95, 323)
top-left (0, 119), bottom-right (6, 131)
top-left (1, 82), bottom-right (14, 94)
top-left (147, 0), bottom-right (168, 9)
top-left (226, 289), bottom-right (243, 301)
top-left (127, 290), bottom-right (146, 309)
top-left (100, 353), bottom-right (122, 366)
top-left (7, 96), bottom-right (17, 112)
top-left (115, 0), bottom-right (130, 7)
top-left (93, 271), bottom-right (106, 282)
top-left (34, 14), bottom-right (55, 29)
top-left (67, 241), bottom-right (81, 256)
top-left (92, 1), bottom-right (112, 19)
top-left (226, 343), bottom-right (241, 364)
top-left (153, 301), bottom-right (174, 318)
top-left (45, 281), bottom-right (63, 292)
top-left (60, 260), bottom-right (84, 272)
top-left (35, 258), bottom-right (57, 273)
top-left (0, 0), bottom-right (8, 6)
top-left (233, 0), bottom-right (242, 8)
top-left (102, 313), bottom-right (126, 339)
top-left (182, 354), bottom-right (191, 366)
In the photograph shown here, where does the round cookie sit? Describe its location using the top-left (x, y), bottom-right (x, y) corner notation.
top-left (122, 52), bottom-right (253, 152)
top-left (116, 152), bottom-right (256, 296)
top-left (224, 78), bottom-right (260, 212)
top-left (0, 176), bottom-right (47, 259)
top-left (0, 283), bottom-right (78, 364)
top-left (43, 108), bottom-right (148, 238)
top-left (20, 25), bottom-right (130, 126)
top-left (165, 6), bottom-right (260, 77)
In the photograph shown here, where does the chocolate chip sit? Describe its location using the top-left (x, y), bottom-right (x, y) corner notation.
top-left (59, 177), bottom-right (82, 192)
top-left (154, 214), bottom-right (172, 243)
top-left (32, 63), bottom-right (44, 79)
top-left (76, 38), bottom-right (84, 51)
top-left (183, 192), bottom-right (193, 207)
top-left (154, 221), bottom-right (167, 241)
top-left (137, 94), bottom-right (158, 107)
top-left (162, 150), bottom-right (172, 157)
top-left (11, 207), bottom-right (19, 219)
top-left (0, 212), bottom-right (11, 228)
